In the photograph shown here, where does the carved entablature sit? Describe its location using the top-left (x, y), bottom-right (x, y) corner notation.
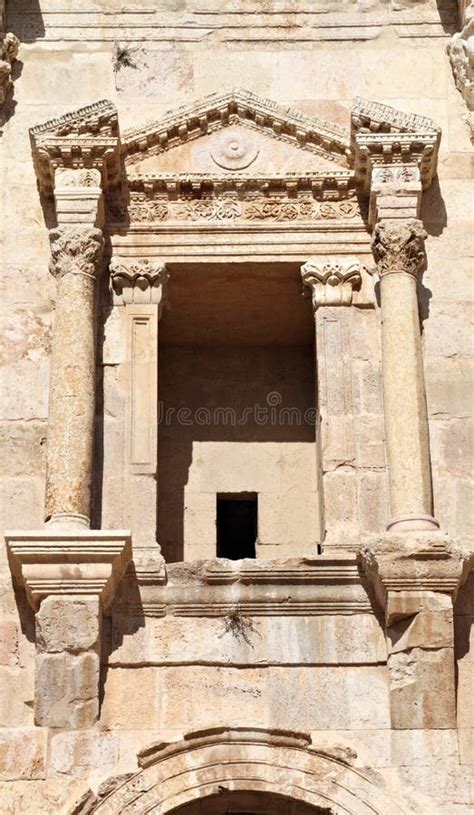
top-left (29, 92), bottom-right (441, 249)
top-left (351, 97), bottom-right (441, 195)
top-left (29, 100), bottom-right (121, 195)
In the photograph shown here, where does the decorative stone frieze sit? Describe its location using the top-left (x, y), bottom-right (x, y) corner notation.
top-left (0, 30), bottom-right (19, 106)
top-left (447, 1), bottom-right (474, 141)
top-left (109, 257), bottom-right (169, 306)
top-left (371, 219), bottom-right (437, 533)
top-left (359, 534), bottom-right (472, 729)
top-left (46, 226), bottom-right (105, 528)
top-left (301, 257), bottom-right (362, 307)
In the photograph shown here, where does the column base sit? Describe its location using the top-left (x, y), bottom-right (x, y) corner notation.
top-left (387, 514), bottom-right (439, 532)
top-left (5, 528), bottom-right (132, 611)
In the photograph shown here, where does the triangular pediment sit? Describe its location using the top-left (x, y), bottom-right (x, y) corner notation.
top-left (122, 88), bottom-right (351, 175)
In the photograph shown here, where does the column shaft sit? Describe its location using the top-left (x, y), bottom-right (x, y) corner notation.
top-left (372, 219), bottom-right (437, 531)
top-left (46, 227), bottom-right (104, 527)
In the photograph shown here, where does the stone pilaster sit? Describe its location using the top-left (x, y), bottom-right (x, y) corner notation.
top-left (105, 258), bottom-right (169, 554)
top-left (301, 258), bottom-right (364, 546)
top-left (46, 225), bottom-right (104, 528)
top-left (371, 219), bottom-right (438, 533)
top-left (359, 534), bottom-right (472, 730)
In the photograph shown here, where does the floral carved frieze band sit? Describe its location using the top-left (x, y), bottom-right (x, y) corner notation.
top-left (109, 258), bottom-right (169, 306)
top-left (109, 195), bottom-right (360, 225)
top-left (301, 258), bottom-right (362, 307)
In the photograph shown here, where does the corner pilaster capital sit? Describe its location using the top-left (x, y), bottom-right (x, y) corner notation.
top-left (357, 533), bottom-right (473, 625)
top-left (447, 1), bottom-right (474, 141)
top-left (29, 100), bottom-right (121, 197)
top-left (301, 257), bottom-right (362, 308)
top-left (369, 164), bottom-right (422, 226)
top-left (54, 167), bottom-right (105, 228)
top-left (109, 257), bottom-right (170, 307)
top-left (49, 225), bottom-right (105, 281)
top-left (371, 218), bottom-right (427, 279)
top-left (5, 529), bottom-right (132, 612)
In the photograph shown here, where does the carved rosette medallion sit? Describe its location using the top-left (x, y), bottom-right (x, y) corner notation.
top-left (49, 226), bottom-right (104, 280)
top-left (109, 258), bottom-right (169, 306)
top-left (210, 128), bottom-right (259, 170)
top-left (301, 258), bottom-right (362, 307)
top-left (371, 219), bottom-right (426, 278)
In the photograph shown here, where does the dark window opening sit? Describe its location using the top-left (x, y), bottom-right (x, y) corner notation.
top-left (216, 493), bottom-right (257, 559)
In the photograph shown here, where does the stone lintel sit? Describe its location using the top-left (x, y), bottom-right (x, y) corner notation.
top-left (5, 529), bottom-right (132, 611)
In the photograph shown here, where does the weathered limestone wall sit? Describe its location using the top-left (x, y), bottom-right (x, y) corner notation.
top-left (0, 1), bottom-right (472, 813)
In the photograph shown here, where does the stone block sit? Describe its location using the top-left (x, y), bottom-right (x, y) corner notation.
top-left (352, 361), bottom-right (383, 414)
top-left (110, 613), bottom-right (386, 667)
top-left (35, 652), bottom-right (100, 729)
top-left (424, 302), bottom-right (474, 359)
top-left (36, 597), bottom-right (100, 654)
top-left (258, 490), bottom-right (320, 545)
top-left (0, 728), bottom-right (47, 780)
top-left (322, 468), bottom-right (358, 530)
top-left (49, 730), bottom-right (119, 780)
top-left (0, 667), bottom-right (34, 727)
top-left (354, 413), bottom-right (386, 468)
top-left (388, 610), bottom-right (454, 654)
top-left (390, 729), bottom-right (460, 767)
top-left (183, 491), bottom-right (216, 546)
top-left (358, 471), bottom-right (389, 533)
top-left (425, 358), bottom-right (473, 419)
top-left (0, 620), bottom-right (19, 666)
top-left (0, 421), bottom-right (47, 477)
top-left (458, 728), bottom-right (474, 766)
top-left (388, 647), bottom-right (456, 729)
top-left (0, 359), bottom-right (49, 421)
top-left (439, 418), bottom-right (473, 478)
top-left (0, 477), bottom-right (45, 530)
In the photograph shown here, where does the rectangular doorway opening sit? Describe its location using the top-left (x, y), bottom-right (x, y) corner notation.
top-left (216, 493), bottom-right (257, 560)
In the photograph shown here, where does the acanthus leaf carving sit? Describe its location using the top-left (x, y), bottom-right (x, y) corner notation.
top-left (301, 257), bottom-right (362, 307)
top-left (109, 258), bottom-right (169, 306)
top-left (371, 219), bottom-right (427, 278)
top-left (49, 226), bottom-right (104, 280)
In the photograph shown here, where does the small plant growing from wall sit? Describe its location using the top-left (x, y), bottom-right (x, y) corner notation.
top-left (113, 42), bottom-right (139, 73)
top-left (219, 606), bottom-right (259, 646)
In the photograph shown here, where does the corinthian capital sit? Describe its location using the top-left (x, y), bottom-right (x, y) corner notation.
top-left (49, 226), bottom-right (104, 280)
top-left (301, 257), bottom-right (362, 307)
top-left (109, 258), bottom-right (169, 306)
top-left (371, 219), bottom-right (426, 278)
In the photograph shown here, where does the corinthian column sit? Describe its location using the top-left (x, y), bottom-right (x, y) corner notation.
top-left (372, 219), bottom-right (438, 532)
top-left (46, 226), bottom-right (104, 528)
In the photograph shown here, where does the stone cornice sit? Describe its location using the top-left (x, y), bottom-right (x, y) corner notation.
top-left (29, 99), bottom-right (121, 195)
top-left (122, 88), bottom-right (350, 166)
top-left (5, 529), bottom-right (132, 611)
top-left (351, 99), bottom-right (440, 194)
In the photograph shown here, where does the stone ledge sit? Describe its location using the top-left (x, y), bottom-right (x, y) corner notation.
top-left (5, 530), bottom-right (132, 611)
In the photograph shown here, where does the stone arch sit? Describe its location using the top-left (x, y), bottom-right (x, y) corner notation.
top-left (74, 728), bottom-right (414, 815)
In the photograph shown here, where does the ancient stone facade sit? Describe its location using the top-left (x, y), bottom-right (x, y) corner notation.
top-left (0, 1), bottom-right (473, 813)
